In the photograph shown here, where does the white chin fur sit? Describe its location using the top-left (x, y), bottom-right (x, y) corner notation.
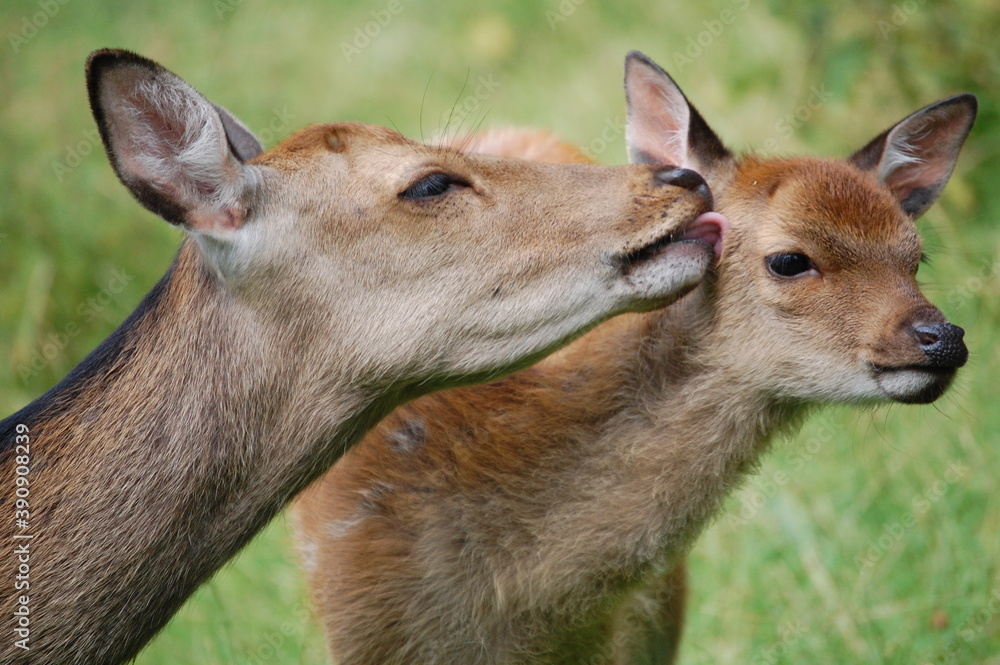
top-left (876, 368), bottom-right (946, 403)
top-left (623, 240), bottom-right (713, 304)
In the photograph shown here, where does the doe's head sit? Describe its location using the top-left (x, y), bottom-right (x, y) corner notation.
top-left (85, 48), bottom-right (719, 393)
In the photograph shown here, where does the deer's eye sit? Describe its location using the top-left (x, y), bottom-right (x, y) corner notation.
top-left (766, 252), bottom-right (814, 278)
top-left (401, 173), bottom-right (464, 200)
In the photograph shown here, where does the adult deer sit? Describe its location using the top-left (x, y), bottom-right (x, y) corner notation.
top-left (294, 51), bottom-right (975, 664)
top-left (0, 50), bottom-right (722, 664)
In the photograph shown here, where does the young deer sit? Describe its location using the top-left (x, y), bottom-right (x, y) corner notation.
top-left (293, 51), bottom-right (975, 664)
top-left (0, 50), bottom-right (723, 665)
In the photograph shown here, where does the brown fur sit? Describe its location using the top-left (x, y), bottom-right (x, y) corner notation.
top-left (293, 54), bottom-right (975, 664)
top-left (0, 51), bottom-right (718, 664)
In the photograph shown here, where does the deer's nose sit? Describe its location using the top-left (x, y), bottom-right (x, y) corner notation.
top-left (654, 168), bottom-right (712, 205)
top-left (914, 322), bottom-right (968, 368)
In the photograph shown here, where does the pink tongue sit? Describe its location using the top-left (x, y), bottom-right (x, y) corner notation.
top-left (681, 212), bottom-right (730, 260)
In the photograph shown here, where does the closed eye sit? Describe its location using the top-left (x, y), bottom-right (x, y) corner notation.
top-left (400, 172), bottom-right (468, 200)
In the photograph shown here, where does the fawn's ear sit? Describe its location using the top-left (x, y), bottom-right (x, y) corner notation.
top-left (87, 49), bottom-right (264, 235)
top-left (624, 51), bottom-right (732, 175)
top-left (849, 94), bottom-right (977, 218)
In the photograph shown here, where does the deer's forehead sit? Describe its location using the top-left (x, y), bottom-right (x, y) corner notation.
top-left (259, 122), bottom-right (429, 166)
top-left (755, 219), bottom-right (921, 269)
top-left (735, 157), bottom-right (920, 260)
top-left (785, 171), bottom-right (903, 235)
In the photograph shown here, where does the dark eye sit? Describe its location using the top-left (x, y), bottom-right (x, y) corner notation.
top-left (766, 252), bottom-right (814, 278)
top-left (401, 172), bottom-right (458, 200)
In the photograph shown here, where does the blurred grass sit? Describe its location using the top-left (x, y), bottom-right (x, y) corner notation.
top-left (1, 0), bottom-right (998, 663)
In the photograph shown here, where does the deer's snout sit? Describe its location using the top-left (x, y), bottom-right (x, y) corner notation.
top-left (913, 321), bottom-right (968, 369)
top-left (872, 309), bottom-right (968, 404)
top-left (654, 168), bottom-right (712, 207)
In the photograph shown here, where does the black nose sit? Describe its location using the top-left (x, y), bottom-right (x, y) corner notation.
top-left (914, 322), bottom-right (968, 368)
top-left (654, 167), bottom-right (712, 205)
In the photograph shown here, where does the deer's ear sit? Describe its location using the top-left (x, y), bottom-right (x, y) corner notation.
top-left (87, 49), bottom-right (263, 235)
top-left (849, 94), bottom-right (977, 218)
top-left (624, 51), bottom-right (731, 175)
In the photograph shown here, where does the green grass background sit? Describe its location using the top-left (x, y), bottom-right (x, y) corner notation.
top-left (1, 0), bottom-right (998, 663)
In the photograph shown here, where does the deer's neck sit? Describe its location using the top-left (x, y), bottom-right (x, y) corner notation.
top-left (543, 289), bottom-right (808, 572)
top-left (0, 243), bottom-right (389, 664)
top-left (625, 311), bottom-right (806, 552)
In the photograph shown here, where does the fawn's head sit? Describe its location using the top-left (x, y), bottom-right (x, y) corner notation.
top-left (86, 49), bottom-right (720, 394)
top-left (625, 52), bottom-right (975, 405)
